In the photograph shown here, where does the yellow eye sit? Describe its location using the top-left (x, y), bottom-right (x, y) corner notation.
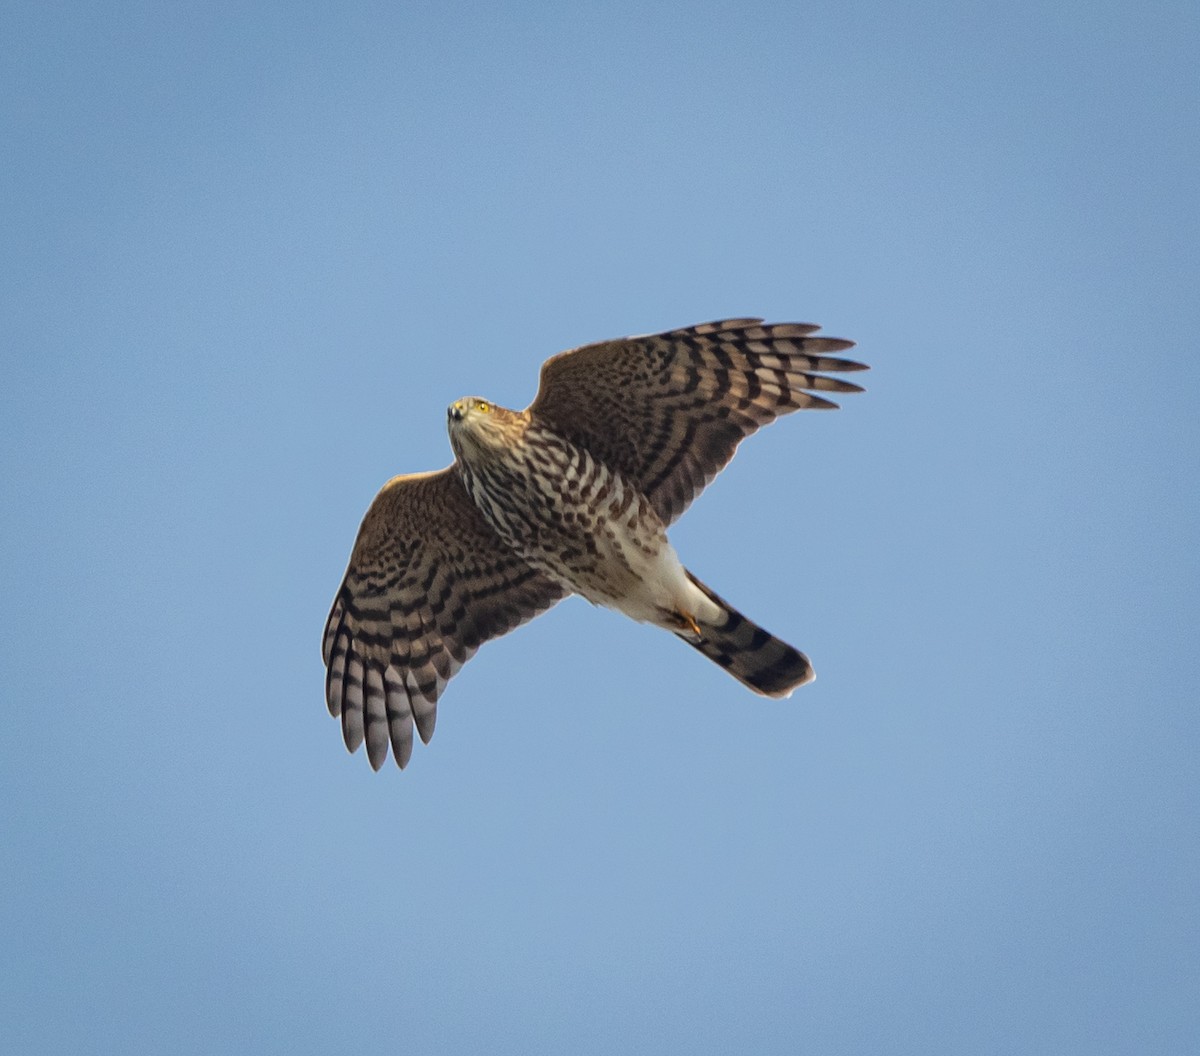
top-left (476, 401), bottom-right (490, 413)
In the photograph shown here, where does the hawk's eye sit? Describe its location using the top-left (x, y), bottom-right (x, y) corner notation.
top-left (476, 401), bottom-right (491, 413)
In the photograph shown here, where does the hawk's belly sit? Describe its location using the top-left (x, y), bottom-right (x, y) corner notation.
top-left (458, 439), bottom-right (717, 629)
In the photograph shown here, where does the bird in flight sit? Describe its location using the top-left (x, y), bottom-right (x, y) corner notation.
top-left (323, 318), bottom-right (867, 770)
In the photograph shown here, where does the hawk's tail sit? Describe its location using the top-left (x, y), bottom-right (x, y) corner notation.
top-left (680, 573), bottom-right (815, 698)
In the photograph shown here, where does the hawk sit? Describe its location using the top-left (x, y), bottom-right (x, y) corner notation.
top-left (323, 318), bottom-right (867, 770)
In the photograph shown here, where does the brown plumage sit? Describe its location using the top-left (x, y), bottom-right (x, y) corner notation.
top-left (323, 318), bottom-right (867, 769)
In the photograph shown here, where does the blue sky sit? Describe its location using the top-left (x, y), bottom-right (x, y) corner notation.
top-left (2, 1), bottom-right (1197, 1053)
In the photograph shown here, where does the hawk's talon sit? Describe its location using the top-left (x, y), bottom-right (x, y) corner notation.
top-left (678, 611), bottom-right (703, 640)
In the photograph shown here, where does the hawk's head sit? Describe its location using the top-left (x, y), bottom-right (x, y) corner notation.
top-left (447, 397), bottom-right (527, 461)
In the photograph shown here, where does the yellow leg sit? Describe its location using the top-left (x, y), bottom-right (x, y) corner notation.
top-left (679, 611), bottom-right (703, 639)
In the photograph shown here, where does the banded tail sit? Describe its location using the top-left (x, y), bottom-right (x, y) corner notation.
top-left (681, 573), bottom-right (814, 698)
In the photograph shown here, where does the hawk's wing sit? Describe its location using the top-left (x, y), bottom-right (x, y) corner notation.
top-left (528, 319), bottom-right (868, 526)
top-left (322, 467), bottom-right (567, 770)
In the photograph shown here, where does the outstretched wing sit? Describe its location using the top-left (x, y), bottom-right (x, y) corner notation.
top-left (322, 467), bottom-right (567, 770)
top-left (528, 318), bottom-right (867, 526)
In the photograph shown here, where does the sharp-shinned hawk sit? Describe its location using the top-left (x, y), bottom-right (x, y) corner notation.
top-left (323, 318), bottom-right (867, 769)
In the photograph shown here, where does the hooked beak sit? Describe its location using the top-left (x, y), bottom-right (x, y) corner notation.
top-left (448, 401), bottom-right (464, 423)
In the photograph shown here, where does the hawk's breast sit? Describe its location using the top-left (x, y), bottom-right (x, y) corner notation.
top-left (456, 426), bottom-right (696, 623)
